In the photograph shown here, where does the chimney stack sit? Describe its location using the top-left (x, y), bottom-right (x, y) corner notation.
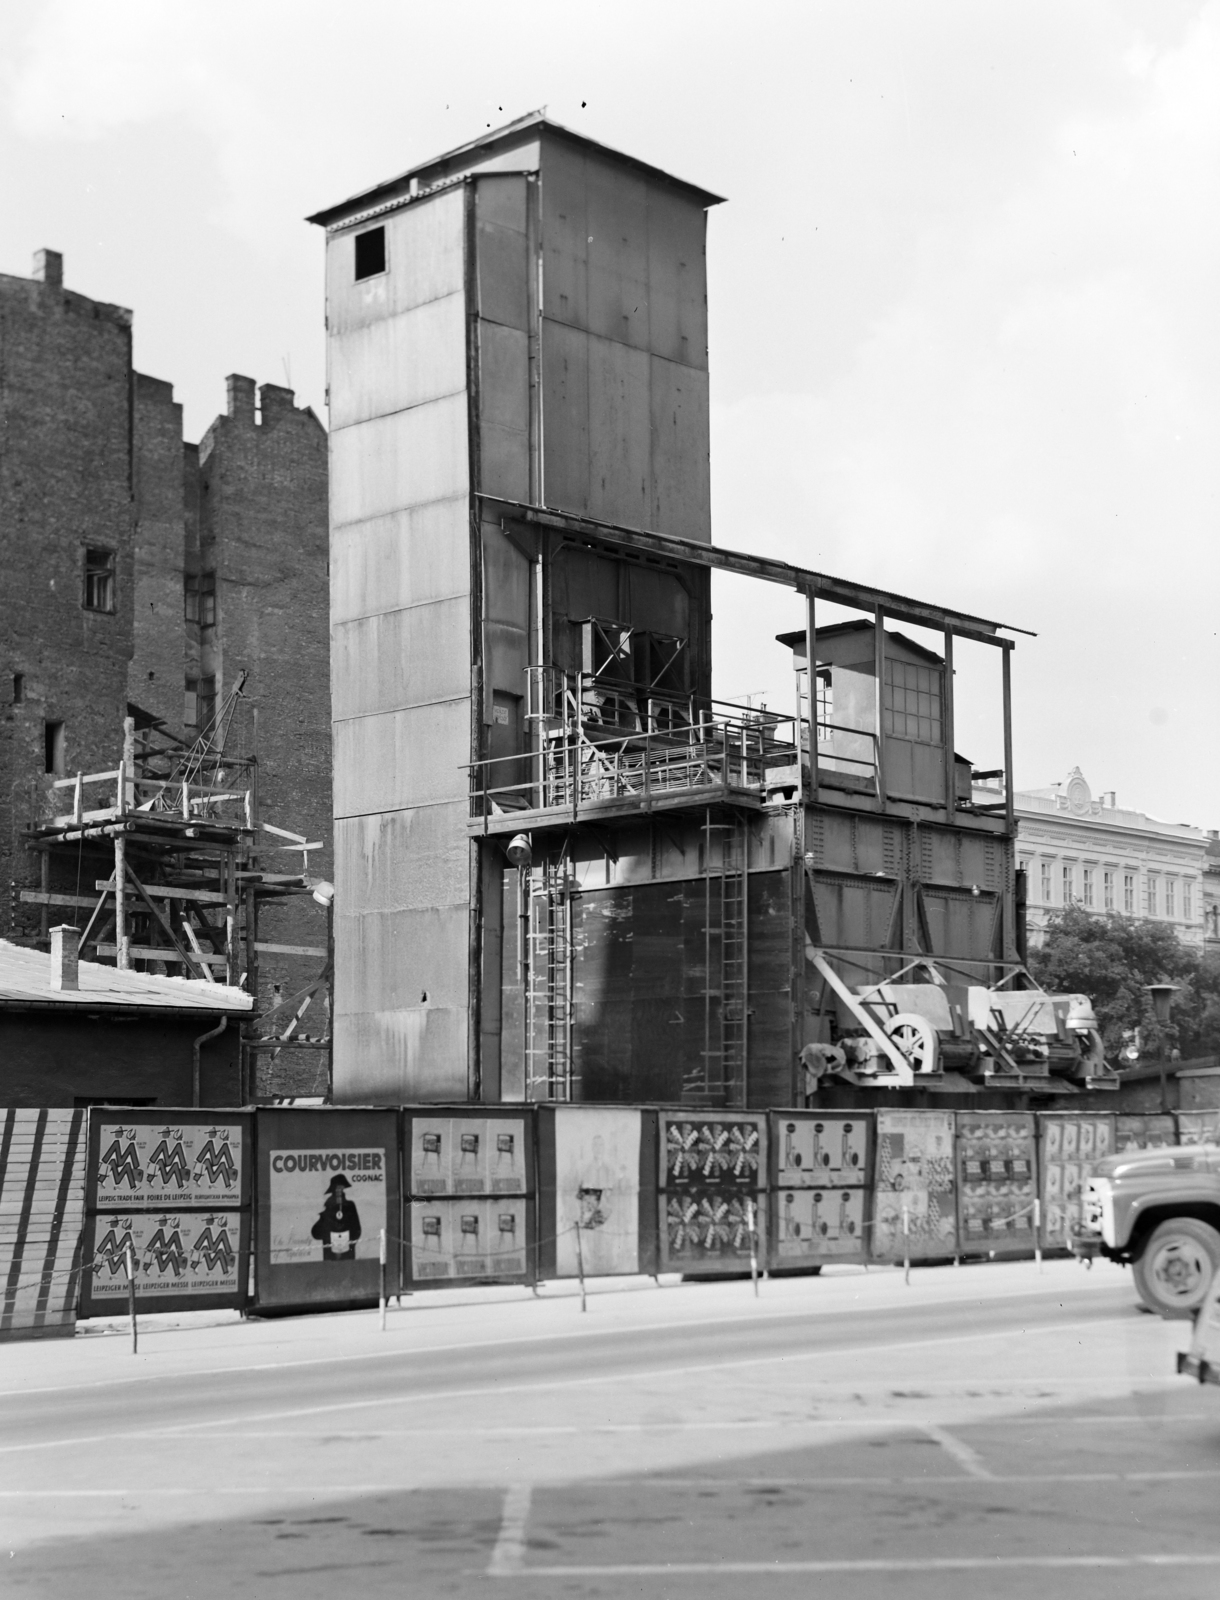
top-left (49, 924), bottom-right (80, 991)
top-left (226, 373), bottom-right (257, 424)
top-left (33, 249), bottom-right (63, 288)
top-left (258, 382), bottom-right (296, 426)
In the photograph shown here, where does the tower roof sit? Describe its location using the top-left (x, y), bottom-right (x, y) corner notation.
top-left (307, 110), bottom-right (724, 229)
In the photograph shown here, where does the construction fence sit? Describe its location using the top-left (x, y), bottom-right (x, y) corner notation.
top-left (2, 1103), bottom-right (1219, 1336)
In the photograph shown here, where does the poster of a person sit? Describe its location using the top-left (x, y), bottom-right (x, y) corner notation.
top-left (311, 1173), bottom-right (362, 1261)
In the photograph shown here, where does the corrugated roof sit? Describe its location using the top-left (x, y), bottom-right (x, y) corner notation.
top-left (0, 940), bottom-right (253, 1014)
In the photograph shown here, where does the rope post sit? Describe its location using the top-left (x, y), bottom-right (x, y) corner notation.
top-left (379, 1227), bottom-right (387, 1332)
top-left (574, 1221), bottom-right (587, 1313)
top-left (902, 1204), bottom-right (911, 1287)
top-left (747, 1197), bottom-right (760, 1297)
top-left (125, 1240), bottom-right (138, 1355)
top-left (1034, 1197), bottom-right (1043, 1274)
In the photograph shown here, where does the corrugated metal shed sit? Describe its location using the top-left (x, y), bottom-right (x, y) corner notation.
top-left (0, 941), bottom-right (252, 1015)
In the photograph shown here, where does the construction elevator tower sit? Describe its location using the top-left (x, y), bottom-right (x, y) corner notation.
top-left (310, 115), bottom-right (723, 1103)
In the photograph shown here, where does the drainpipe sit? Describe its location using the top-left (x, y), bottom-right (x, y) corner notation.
top-left (193, 1015), bottom-right (228, 1108)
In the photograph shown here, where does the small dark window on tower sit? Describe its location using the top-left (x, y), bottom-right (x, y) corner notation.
top-left (83, 547), bottom-right (116, 612)
top-left (12, 673), bottom-right (24, 703)
top-left (44, 720), bottom-right (65, 776)
top-left (355, 226), bottom-right (386, 281)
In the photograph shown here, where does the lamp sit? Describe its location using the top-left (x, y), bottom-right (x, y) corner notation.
top-left (506, 833), bottom-right (532, 869)
top-left (1144, 981), bottom-right (1178, 1025)
top-left (309, 879), bottom-right (335, 908)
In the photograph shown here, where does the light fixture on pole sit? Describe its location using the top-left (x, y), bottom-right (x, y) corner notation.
top-left (1144, 981), bottom-right (1178, 1025)
top-left (506, 833), bottom-right (532, 869)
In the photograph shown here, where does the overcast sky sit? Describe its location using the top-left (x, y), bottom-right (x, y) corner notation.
top-left (2, 1), bottom-right (1215, 824)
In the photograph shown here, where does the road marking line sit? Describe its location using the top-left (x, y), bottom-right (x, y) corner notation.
top-left (922, 1423), bottom-right (994, 1478)
top-left (0, 1317), bottom-right (1148, 1457)
top-left (0, 1281), bottom-right (1132, 1401)
top-left (491, 1554), bottom-right (1220, 1577)
top-left (487, 1484), bottom-right (532, 1577)
top-left (5, 1470), bottom-right (1220, 1499)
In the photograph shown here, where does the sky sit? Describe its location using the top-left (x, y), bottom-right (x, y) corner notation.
top-left (1, 0), bottom-right (1215, 824)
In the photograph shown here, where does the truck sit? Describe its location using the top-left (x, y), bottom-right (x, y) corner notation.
top-left (1072, 1143), bottom-right (1220, 1318)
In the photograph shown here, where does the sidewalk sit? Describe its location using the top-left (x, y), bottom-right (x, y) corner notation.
top-left (2, 1254), bottom-right (1136, 1396)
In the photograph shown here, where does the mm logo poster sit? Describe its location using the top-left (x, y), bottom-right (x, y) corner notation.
top-left (81, 1211), bottom-right (246, 1314)
top-left (90, 1115), bottom-right (247, 1209)
top-left (269, 1148), bottom-right (386, 1264)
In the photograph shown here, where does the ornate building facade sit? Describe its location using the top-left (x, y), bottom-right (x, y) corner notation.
top-left (1003, 768), bottom-right (1210, 949)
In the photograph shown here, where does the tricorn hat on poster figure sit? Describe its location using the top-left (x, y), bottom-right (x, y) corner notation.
top-left (325, 1173), bottom-right (351, 1194)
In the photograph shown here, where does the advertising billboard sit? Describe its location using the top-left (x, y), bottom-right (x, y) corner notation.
top-left (408, 1196), bottom-right (532, 1284)
top-left (770, 1112), bottom-right (870, 1189)
top-left (872, 1110), bottom-right (957, 1260)
top-left (87, 1112), bottom-right (250, 1212)
top-left (660, 1113), bottom-right (766, 1191)
top-left (770, 1186), bottom-right (866, 1264)
top-left (254, 1108), bottom-right (400, 1310)
top-left (1116, 1114), bottom-right (1177, 1151)
top-left (662, 1190), bottom-right (764, 1273)
top-left (538, 1107), bottom-right (658, 1278)
top-left (1037, 1113), bottom-right (1115, 1249)
top-left (406, 1112), bottom-right (532, 1196)
top-left (955, 1111), bottom-right (1037, 1257)
top-left (81, 1209), bottom-right (248, 1316)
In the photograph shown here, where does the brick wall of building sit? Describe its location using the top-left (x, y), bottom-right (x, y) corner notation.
top-left (0, 253), bottom-right (135, 939)
top-left (197, 377), bottom-right (333, 1034)
top-left (129, 373), bottom-right (188, 730)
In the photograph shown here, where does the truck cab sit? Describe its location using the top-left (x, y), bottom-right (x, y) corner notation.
top-left (1074, 1144), bottom-right (1220, 1318)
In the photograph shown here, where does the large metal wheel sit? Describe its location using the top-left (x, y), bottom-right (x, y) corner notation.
top-left (884, 1012), bottom-right (939, 1075)
top-left (1132, 1218), bottom-right (1220, 1320)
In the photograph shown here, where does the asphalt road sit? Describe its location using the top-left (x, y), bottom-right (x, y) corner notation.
top-left (3, 1260), bottom-right (1219, 1598)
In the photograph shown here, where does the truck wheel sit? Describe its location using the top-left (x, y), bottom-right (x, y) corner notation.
top-left (1132, 1218), bottom-right (1220, 1319)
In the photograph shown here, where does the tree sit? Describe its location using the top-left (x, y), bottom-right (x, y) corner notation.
top-left (1028, 906), bottom-right (1220, 1061)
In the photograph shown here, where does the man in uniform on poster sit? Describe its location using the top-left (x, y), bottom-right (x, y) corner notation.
top-left (311, 1172), bottom-right (362, 1261)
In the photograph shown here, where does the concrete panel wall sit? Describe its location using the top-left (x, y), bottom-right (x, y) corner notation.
top-left (331, 500), bottom-right (469, 625)
top-left (327, 184), bottom-right (474, 1104)
top-left (538, 140), bottom-right (712, 543)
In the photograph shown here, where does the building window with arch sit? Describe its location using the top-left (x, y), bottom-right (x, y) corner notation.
top-left (1040, 861), bottom-right (1052, 904)
top-left (1103, 870), bottom-right (1115, 912)
top-left (1123, 873), bottom-right (1136, 914)
top-left (1062, 862), bottom-right (1075, 905)
top-left (1166, 878), bottom-right (1177, 919)
top-left (1146, 875), bottom-right (1158, 916)
top-left (1082, 867), bottom-right (1095, 909)
top-left (1184, 880), bottom-right (1194, 922)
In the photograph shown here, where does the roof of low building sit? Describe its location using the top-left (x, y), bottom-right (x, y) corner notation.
top-left (0, 940), bottom-right (253, 1015)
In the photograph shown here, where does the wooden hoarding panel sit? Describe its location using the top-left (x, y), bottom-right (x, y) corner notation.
top-left (537, 1106), bottom-right (658, 1279)
top-left (0, 1108), bottom-right (87, 1340)
top-left (254, 1108), bottom-right (401, 1311)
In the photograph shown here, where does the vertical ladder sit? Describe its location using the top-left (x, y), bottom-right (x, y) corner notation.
top-left (689, 816), bottom-right (749, 1105)
top-left (525, 861), bottom-right (574, 1100)
top-left (720, 822), bottom-right (748, 1103)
